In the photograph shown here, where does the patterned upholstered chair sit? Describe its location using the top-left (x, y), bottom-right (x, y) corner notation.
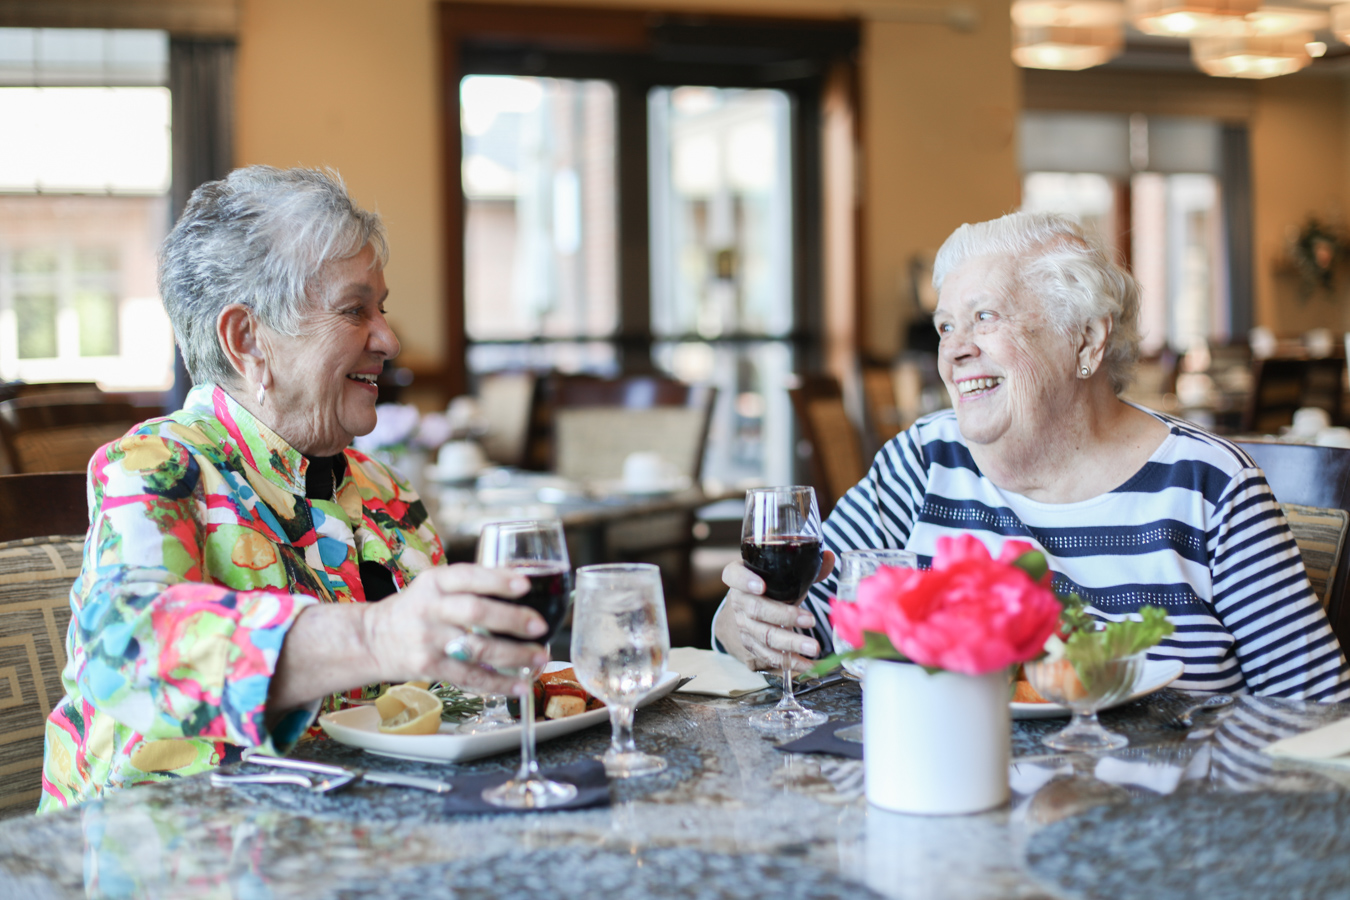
top-left (0, 472), bottom-right (87, 819)
top-left (1234, 440), bottom-right (1350, 650)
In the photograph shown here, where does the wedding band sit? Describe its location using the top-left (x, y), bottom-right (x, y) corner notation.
top-left (444, 634), bottom-right (477, 663)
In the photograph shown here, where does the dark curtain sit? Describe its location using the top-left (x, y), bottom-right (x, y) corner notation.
top-left (1221, 124), bottom-right (1253, 341)
top-left (166, 38), bottom-right (236, 411)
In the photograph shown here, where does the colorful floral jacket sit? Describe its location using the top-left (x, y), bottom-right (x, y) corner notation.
top-left (39, 384), bottom-right (444, 812)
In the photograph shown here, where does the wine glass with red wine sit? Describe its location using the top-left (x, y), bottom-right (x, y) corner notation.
top-left (741, 486), bottom-right (828, 733)
top-left (477, 519), bottom-right (577, 809)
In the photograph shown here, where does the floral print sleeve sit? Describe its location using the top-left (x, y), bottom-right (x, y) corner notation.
top-left (40, 384), bottom-right (444, 812)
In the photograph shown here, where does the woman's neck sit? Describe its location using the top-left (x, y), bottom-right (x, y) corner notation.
top-left (969, 386), bottom-right (1169, 504)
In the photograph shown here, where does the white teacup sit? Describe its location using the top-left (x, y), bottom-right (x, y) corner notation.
top-left (436, 440), bottom-right (485, 481)
top-left (622, 452), bottom-right (673, 491)
top-left (1290, 407), bottom-right (1332, 439)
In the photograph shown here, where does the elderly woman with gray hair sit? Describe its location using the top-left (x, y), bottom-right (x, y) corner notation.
top-left (717, 211), bottom-right (1350, 701)
top-left (40, 167), bottom-right (548, 811)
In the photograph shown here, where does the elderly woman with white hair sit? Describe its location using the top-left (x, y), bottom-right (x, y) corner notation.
top-left (717, 211), bottom-right (1350, 701)
top-left (40, 167), bottom-right (550, 811)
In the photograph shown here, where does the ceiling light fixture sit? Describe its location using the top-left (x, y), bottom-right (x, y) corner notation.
top-left (1129, 0), bottom-right (1259, 37)
top-left (1191, 29), bottom-right (1313, 77)
top-left (1011, 0), bottom-right (1125, 70)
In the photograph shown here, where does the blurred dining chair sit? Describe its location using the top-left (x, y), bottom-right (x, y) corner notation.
top-left (860, 360), bottom-right (903, 453)
top-left (476, 371), bottom-right (537, 468)
top-left (550, 374), bottom-right (716, 484)
top-left (790, 373), bottom-right (866, 517)
top-left (1234, 440), bottom-right (1350, 648)
top-left (1243, 357), bottom-right (1345, 435)
top-left (548, 374), bottom-right (717, 640)
top-left (0, 396), bottom-right (150, 474)
top-left (0, 471), bottom-right (87, 819)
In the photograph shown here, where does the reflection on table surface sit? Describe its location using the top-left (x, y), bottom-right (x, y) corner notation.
top-left (4, 684), bottom-right (1350, 900)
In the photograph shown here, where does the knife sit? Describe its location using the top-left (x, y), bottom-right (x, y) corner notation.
top-left (243, 751), bottom-right (454, 794)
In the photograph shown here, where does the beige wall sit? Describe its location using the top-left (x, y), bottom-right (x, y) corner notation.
top-left (234, 0), bottom-right (1020, 370)
top-left (1250, 75), bottom-right (1350, 337)
top-left (236, 0), bottom-right (443, 368)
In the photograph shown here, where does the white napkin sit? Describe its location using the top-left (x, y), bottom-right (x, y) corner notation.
top-left (668, 647), bottom-right (770, 697)
top-left (1262, 717), bottom-right (1350, 768)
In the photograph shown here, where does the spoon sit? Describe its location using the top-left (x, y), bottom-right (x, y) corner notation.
top-left (210, 771), bottom-right (357, 793)
top-left (1160, 694), bottom-right (1234, 729)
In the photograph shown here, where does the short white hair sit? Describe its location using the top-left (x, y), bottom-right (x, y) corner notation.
top-left (932, 211), bottom-right (1142, 394)
top-left (159, 166), bottom-right (389, 386)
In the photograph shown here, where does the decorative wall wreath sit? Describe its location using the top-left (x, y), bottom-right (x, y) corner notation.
top-left (1290, 218), bottom-right (1348, 299)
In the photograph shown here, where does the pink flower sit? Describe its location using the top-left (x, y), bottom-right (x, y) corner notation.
top-left (829, 535), bottom-right (1061, 675)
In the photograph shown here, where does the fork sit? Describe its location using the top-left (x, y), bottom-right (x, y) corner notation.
top-left (210, 771), bottom-right (356, 793)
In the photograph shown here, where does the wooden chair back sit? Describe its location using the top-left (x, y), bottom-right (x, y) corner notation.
top-left (1244, 357), bottom-right (1345, 435)
top-left (0, 396), bottom-right (148, 474)
top-left (0, 471), bottom-right (88, 818)
top-left (548, 374), bottom-right (717, 482)
top-left (790, 374), bottom-right (866, 516)
top-left (477, 371), bottom-right (537, 468)
top-left (1234, 440), bottom-right (1350, 648)
top-left (860, 361), bottom-right (903, 452)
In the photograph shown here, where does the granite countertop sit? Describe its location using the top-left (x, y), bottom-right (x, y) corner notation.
top-left (3, 682), bottom-right (1350, 900)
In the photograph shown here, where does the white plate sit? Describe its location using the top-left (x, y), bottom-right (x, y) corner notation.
top-left (319, 665), bottom-right (682, 764)
top-left (1011, 658), bottom-right (1185, 720)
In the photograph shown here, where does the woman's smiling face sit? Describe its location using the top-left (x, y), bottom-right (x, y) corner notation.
top-left (933, 255), bottom-right (1078, 449)
top-left (261, 243), bottom-right (400, 456)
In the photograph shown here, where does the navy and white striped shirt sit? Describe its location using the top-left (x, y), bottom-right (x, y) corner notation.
top-left (804, 408), bottom-right (1350, 701)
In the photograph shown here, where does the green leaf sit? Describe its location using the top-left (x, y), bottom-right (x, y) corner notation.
top-left (806, 630), bottom-right (906, 678)
top-left (1063, 606), bottom-right (1175, 689)
top-left (1012, 550), bottom-right (1049, 583)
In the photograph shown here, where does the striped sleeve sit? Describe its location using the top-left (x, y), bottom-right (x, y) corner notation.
top-left (1208, 466), bottom-right (1350, 701)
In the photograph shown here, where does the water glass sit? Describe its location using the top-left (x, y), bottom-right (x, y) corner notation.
top-left (834, 548), bottom-right (917, 743)
top-left (571, 564), bottom-right (670, 778)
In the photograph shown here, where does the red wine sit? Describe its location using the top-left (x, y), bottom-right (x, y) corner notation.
top-left (492, 564), bottom-right (572, 642)
top-left (741, 537), bottom-right (823, 605)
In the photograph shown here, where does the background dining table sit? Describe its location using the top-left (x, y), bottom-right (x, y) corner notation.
top-left (3, 682), bottom-right (1350, 900)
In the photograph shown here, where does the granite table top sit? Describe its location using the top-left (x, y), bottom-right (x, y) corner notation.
top-left (4, 681), bottom-right (1350, 900)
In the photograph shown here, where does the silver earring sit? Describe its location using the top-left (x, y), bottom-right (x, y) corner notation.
top-left (256, 382), bottom-right (266, 406)
top-left (1080, 366), bottom-right (1090, 377)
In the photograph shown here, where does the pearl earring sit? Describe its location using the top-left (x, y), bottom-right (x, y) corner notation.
top-left (1080, 366), bottom-right (1090, 377)
top-left (256, 382), bottom-right (266, 406)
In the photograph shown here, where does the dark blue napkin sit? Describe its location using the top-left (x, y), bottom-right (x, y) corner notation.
top-left (774, 720), bottom-right (863, 760)
top-left (441, 758), bottom-right (611, 814)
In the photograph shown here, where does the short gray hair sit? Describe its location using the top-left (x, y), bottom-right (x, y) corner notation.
top-left (932, 211), bottom-right (1142, 394)
top-left (159, 166), bottom-right (389, 386)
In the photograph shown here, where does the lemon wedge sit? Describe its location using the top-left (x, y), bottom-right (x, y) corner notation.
top-left (375, 684), bottom-right (443, 735)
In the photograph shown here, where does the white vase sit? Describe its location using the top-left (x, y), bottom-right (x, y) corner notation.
top-left (863, 659), bottom-right (1010, 815)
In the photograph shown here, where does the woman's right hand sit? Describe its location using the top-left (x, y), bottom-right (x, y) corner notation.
top-left (716, 555), bottom-right (834, 674)
top-left (359, 564), bottom-right (549, 696)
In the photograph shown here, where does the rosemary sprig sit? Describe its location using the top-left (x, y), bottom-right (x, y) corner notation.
top-left (430, 682), bottom-right (484, 722)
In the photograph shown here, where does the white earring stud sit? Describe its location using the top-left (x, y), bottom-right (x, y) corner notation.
top-left (1080, 366), bottom-right (1090, 377)
top-left (256, 382), bottom-right (266, 406)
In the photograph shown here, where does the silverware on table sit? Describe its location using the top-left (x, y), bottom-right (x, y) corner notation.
top-left (210, 771), bottom-right (356, 793)
top-left (1157, 694), bottom-right (1234, 730)
top-left (243, 752), bottom-right (454, 794)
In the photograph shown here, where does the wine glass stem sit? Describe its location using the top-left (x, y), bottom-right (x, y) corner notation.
top-left (608, 702), bottom-right (638, 757)
top-left (780, 656), bottom-right (796, 707)
top-left (515, 673), bottom-right (542, 782)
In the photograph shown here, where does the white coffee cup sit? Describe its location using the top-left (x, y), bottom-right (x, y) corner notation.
top-left (622, 452), bottom-right (671, 491)
top-left (436, 440), bottom-right (485, 481)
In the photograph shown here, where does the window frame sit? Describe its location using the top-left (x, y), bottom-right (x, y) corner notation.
top-left (437, 1), bottom-right (861, 398)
